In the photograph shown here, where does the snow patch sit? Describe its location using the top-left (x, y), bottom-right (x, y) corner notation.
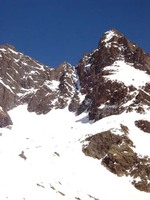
top-left (103, 60), bottom-right (150, 88)
top-left (8, 48), bottom-right (18, 55)
top-left (0, 48), bottom-right (6, 52)
top-left (103, 30), bottom-right (121, 43)
top-left (0, 79), bottom-right (14, 93)
top-left (44, 80), bottom-right (60, 91)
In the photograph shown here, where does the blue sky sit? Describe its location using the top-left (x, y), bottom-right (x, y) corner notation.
top-left (0, 0), bottom-right (150, 68)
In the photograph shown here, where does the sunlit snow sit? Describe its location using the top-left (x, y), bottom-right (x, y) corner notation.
top-left (8, 48), bottom-right (18, 55)
top-left (0, 105), bottom-right (149, 200)
top-left (103, 30), bottom-right (121, 43)
top-left (103, 60), bottom-right (150, 88)
top-left (0, 79), bottom-right (14, 93)
top-left (0, 48), bottom-right (6, 52)
top-left (44, 80), bottom-right (59, 91)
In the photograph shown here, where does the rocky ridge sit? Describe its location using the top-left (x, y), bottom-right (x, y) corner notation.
top-left (76, 29), bottom-right (150, 192)
top-left (82, 125), bottom-right (150, 192)
top-left (0, 45), bottom-right (81, 126)
top-left (1, 29), bottom-right (150, 193)
top-left (1, 29), bottom-right (150, 124)
top-left (77, 29), bottom-right (150, 121)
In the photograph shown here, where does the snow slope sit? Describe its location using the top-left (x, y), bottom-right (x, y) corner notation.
top-left (103, 61), bottom-right (150, 88)
top-left (0, 105), bottom-right (150, 200)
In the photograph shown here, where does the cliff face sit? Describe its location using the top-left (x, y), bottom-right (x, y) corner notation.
top-left (1, 29), bottom-right (150, 195)
top-left (1, 29), bottom-right (150, 126)
top-left (0, 45), bottom-right (81, 124)
top-left (76, 29), bottom-right (150, 121)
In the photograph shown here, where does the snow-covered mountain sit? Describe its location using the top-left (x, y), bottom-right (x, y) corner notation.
top-left (0, 29), bottom-right (150, 199)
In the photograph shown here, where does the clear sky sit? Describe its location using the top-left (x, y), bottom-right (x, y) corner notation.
top-left (0, 0), bottom-right (150, 68)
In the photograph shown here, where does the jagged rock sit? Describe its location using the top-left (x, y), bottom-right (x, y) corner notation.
top-left (82, 128), bottom-right (150, 192)
top-left (1, 29), bottom-right (150, 194)
top-left (76, 29), bottom-right (150, 121)
top-left (88, 79), bottom-right (128, 120)
top-left (0, 109), bottom-right (13, 128)
top-left (0, 46), bottom-right (79, 114)
top-left (120, 124), bottom-right (129, 135)
top-left (82, 130), bottom-right (133, 160)
top-left (0, 29), bottom-right (150, 120)
top-left (76, 53), bottom-right (93, 93)
top-left (135, 89), bottom-right (150, 106)
top-left (135, 120), bottom-right (150, 133)
top-left (132, 179), bottom-right (150, 192)
top-left (102, 143), bottom-right (137, 176)
top-left (98, 29), bottom-right (150, 73)
top-left (68, 93), bottom-right (80, 112)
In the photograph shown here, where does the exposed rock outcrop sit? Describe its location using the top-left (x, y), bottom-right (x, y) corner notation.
top-left (0, 108), bottom-right (12, 128)
top-left (1, 29), bottom-right (150, 193)
top-left (0, 29), bottom-right (150, 125)
top-left (135, 120), bottom-right (150, 133)
top-left (0, 46), bottom-right (80, 117)
top-left (76, 29), bottom-right (150, 121)
top-left (82, 128), bottom-right (150, 192)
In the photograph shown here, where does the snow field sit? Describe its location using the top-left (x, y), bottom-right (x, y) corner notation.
top-left (0, 105), bottom-right (149, 199)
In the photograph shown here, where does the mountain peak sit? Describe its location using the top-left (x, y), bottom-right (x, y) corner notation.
top-left (98, 28), bottom-right (125, 49)
top-left (1, 29), bottom-right (150, 199)
top-left (102, 29), bottom-right (124, 43)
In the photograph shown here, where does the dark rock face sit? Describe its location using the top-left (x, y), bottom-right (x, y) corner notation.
top-left (82, 128), bottom-right (150, 192)
top-left (0, 45), bottom-right (52, 111)
top-left (88, 79), bottom-right (128, 120)
top-left (0, 28), bottom-right (150, 125)
top-left (135, 120), bottom-right (150, 133)
top-left (98, 29), bottom-right (150, 73)
top-left (76, 29), bottom-right (150, 121)
top-left (1, 29), bottom-right (150, 192)
top-left (82, 130), bottom-right (127, 159)
top-left (0, 46), bottom-right (80, 118)
top-left (68, 93), bottom-right (81, 112)
top-left (27, 62), bottom-right (79, 114)
top-left (0, 109), bottom-right (13, 128)
top-left (78, 29), bottom-right (150, 193)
